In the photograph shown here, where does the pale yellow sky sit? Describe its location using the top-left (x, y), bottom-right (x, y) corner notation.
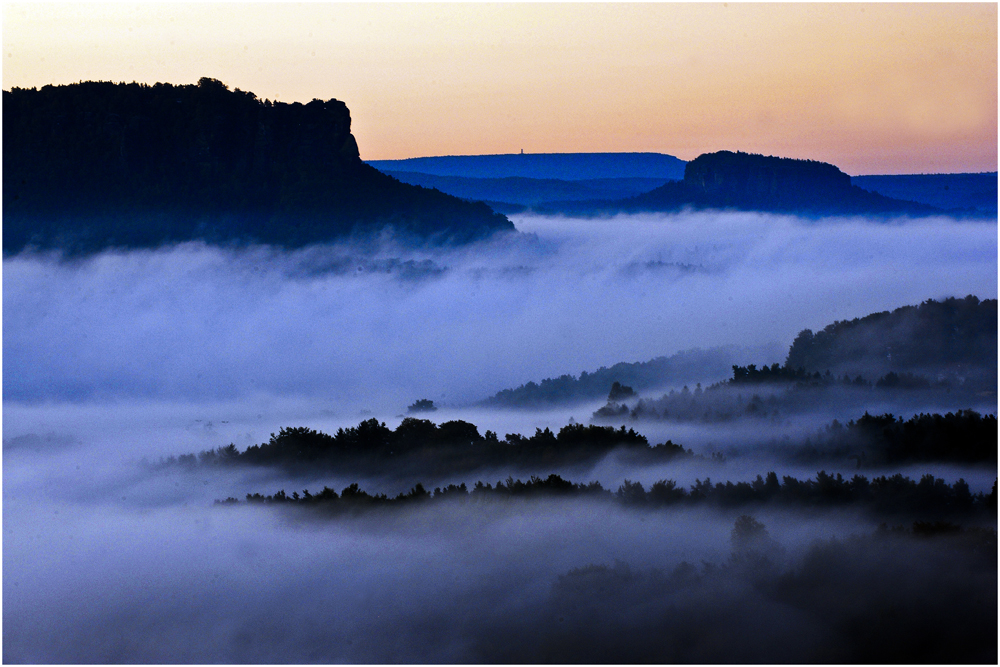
top-left (3, 3), bottom-right (997, 174)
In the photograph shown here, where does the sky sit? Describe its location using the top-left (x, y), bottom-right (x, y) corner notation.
top-left (2, 3), bottom-right (997, 175)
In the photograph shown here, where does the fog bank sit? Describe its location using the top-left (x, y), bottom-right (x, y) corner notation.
top-left (5, 212), bottom-right (995, 415)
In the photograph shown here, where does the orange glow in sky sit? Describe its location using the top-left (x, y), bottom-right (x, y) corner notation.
top-left (3, 3), bottom-right (996, 174)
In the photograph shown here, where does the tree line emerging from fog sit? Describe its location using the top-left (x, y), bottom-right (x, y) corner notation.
top-left (726, 363), bottom-right (938, 388)
top-left (481, 346), bottom-right (761, 408)
top-left (217, 469), bottom-right (998, 522)
top-left (161, 409), bottom-right (997, 479)
top-left (490, 296), bottom-right (997, 409)
top-left (785, 295), bottom-right (997, 374)
top-left (596, 369), bottom-right (938, 423)
top-left (778, 410), bottom-right (995, 466)
top-left (603, 365), bottom-right (995, 427)
top-left (157, 420), bottom-right (693, 476)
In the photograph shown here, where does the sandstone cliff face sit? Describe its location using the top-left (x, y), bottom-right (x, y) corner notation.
top-left (3, 79), bottom-right (513, 252)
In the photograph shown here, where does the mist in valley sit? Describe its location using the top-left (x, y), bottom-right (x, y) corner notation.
top-left (6, 211), bottom-right (995, 410)
top-left (4, 211), bottom-right (997, 662)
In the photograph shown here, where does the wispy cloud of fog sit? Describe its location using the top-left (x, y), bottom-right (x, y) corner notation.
top-left (5, 212), bottom-right (995, 416)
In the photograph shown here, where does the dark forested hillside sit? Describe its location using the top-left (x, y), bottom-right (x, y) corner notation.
top-left (481, 345), bottom-right (782, 408)
top-left (3, 79), bottom-right (513, 254)
top-left (785, 295), bottom-right (997, 377)
top-left (590, 297), bottom-right (996, 426)
top-left (159, 418), bottom-right (690, 478)
top-left (484, 297), bottom-right (998, 419)
top-left (222, 469), bottom-right (997, 524)
top-left (162, 408), bottom-right (997, 484)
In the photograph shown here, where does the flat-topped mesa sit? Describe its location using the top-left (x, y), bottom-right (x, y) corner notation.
top-left (5, 79), bottom-right (362, 210)
top-left (3, 78), bottom-right (513, 253)
top-left (592, 149), bottom-right (940, 218)
top-left (683, 151), bottom-right (851, 209)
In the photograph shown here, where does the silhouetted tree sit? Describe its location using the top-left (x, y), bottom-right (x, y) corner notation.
top-left (407, 399), bottom-right (437, 413)
top-left (608, 381), bottom-right (636, 401)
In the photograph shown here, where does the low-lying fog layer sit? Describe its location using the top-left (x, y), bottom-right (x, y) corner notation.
top-left (5, 472), bottom-right (995, 663)
top-left (4, 211), bottom-right (997, 662)
top-left (0, 484), bottom-right (916, 663)
top-left (5, 212), bottom-right (996, 411)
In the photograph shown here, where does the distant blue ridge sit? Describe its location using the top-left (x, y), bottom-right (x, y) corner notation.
top-left (368, 152), bottom-right (996, 217)
top-left (852, 173), bottom-right (997, 216)
top-left (366, 152), bottom-right (688, 181)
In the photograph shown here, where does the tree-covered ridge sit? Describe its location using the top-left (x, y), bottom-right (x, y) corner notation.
top-left (728, 363), bottom-right (821, 384)
top-left (785, 295), bottom-right (997, 376)
top-left (596, 297), bottom-right (997, 427)
top-left (791, 410), bottom-right (997, 466)
top-left (3, 79), bottom-right (513, 253)
top-left (612, 371), bottom-right (978, 423)
top-left (481, 345), bottom-right (778, 408)
top-left (593, 295), bottom-right (997, 416)
top-left (486, 296), bottom-right (995, 413)
top-left (605, 384), bottom-right (997, 463)
top-left (161, 418), bottom-right (691, 475)
top-left (726, 364), bottom-right (944, 390)
top-left (169, 409), bottom-right (996, 483)
top-left (218, 469), bottom-right (997, 523)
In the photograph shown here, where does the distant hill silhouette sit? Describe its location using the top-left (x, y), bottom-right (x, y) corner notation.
top-left (786, 295), bottom-right (998, 379)
top-left (480, 343), bottom-right (784, 408)
top-left (370, 154), bottom-right (996, 218)
top-left (3, 79), bottom-right (514, 254)
top-left (852, 173), bottom-right (997, 217)
top-left (482, 296), bottom-right (997, 411)
top-left (535, 151), bottom-right (956, 218)
top-left (377, 171), bottom-right (671, 212)
top-left (367, 152), bottom-right (687, 181)
top-left (682, 151), bottom-right (851, 209)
